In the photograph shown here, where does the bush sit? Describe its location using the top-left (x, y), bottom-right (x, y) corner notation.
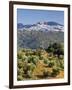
top-left (43, 70), bottom-right (48, 77)
top-left (22, 55), bottom-right (28, 61)
top-left (48, 61), bottom-right (54, 67)
top-left (48, 56), bottom-right (53, 60)
top-left (21, 49), bottom-right (26, 52)
top-left (39, 55), bottom-right (43, 60)
top-left (43, 69), bottom-right (51, 77)
top-left (27, 70), bottom-right (32, 78)
top-left (27, 56), bottom-right (32, 63)
top-left (25, 49), bottom-right (33, 56)
top-left (35, 49), bottom-right (42, 56)
top-left (51, 67), bottom-right (60, 77)
top-left (23, 62), bottom-right (29, 74)
top-left (17, 60), bottom-right (24, 68)
top-left (17, 75), bottom-right (24, 81)
top-left (17, 68), bottom-right (24, 76)
top-left (27, 63), bottom-right (35, 71)
top-left (29, 56), bottom-right (39, 65)
top-left (43, 59), bottom-right (48, 64)
top-left (17, 52), bottom-right (22, 59)
top-left (60, 61), bottom-right (64, 70)
top-left (23, 62), bottom-right (35, 78)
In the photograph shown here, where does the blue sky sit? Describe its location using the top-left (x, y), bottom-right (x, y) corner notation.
top-left (17, 9), bottom-right (64, 25)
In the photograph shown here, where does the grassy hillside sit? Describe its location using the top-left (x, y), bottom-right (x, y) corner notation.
top-left (17, 43), bottom-right (64, 81)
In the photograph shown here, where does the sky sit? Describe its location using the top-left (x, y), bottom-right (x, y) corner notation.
top-left (17, 9), bottom-right (64, 25)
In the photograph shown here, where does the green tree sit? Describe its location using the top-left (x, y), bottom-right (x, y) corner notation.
top-left (46, 43), bottom-right (64, 58)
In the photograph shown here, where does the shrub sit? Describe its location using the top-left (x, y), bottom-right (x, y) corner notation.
top-left (29, 56), bottom-right (39, 65)
top-left (39, 55), bottom-right (43, 60)
top-left (25, 49), bottom-right (33, 56)
top-left (27, 70), bottom-right (32, 78)
top-left (43, 59), bottom-right (48, 64)
top-left (59, 55), bottom-right (64, 59)
top-left (27, 63), bottom-right (35, 71)
top-left (43, 69), bottom-right (51, 77)
top-left (17, 75), bottom-right (23, 81)
top-left (32, 51), bottom-right (36, 55)
top-left (51, 67), bottom-right (60, 77)
top-left (48, 57), bottom-right (53, 60)
top-left (35, 49), bottom-right (41, 56)
top-left (23, 62), bottom-right (35, 78)
top-left (43, 69), bottom-right (48, 77)
top-left (27, 56), bottom-right (32, 63)
top-left (21, 49), bottom-right (26, 52)
top-left (17, 52), bottom-right (22, 59)
top-left (17, 60), bottom-right (24, 68)
top-left (60, 61), bottom-right (64, 70)
top-left (22, 55), bottom-right (28, 61)
top-left (23, 62), bottom-right (29, 74)
top-left (48, 61), bottom-right (54, 67)
top-left (17, 68), bottom-right (24, 76)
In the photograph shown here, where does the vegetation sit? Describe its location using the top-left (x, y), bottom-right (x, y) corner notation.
top-left (17, 30), bottom-right (64, 49)
top-left (17, 43), bottom-right (64, 81)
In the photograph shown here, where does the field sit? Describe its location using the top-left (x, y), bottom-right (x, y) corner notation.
top-left (17, 43), bottom-right (64, 81)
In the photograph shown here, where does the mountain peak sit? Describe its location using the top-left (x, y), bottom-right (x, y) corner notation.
top-left (37, 21), bottom-right (48, 25)
top-left (17, 21), bottom-right (64, 32)
top-left (36, 21), bottom-right (63, 26)
top-left (48, 21), bottom-right (63, 26)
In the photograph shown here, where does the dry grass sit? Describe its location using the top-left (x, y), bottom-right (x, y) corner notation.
top-left (17, 49), bottom-right (64, 80)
